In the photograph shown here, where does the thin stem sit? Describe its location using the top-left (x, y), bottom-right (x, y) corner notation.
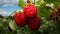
top-left (8, 11), bottom-right (16, 16)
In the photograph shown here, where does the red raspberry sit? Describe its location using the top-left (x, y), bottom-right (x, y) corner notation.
top-left (24, 4), bottom-right (37, 18)
top-left (13, 11), bottom-right (27, 27)
top-left (28, 16), bottom-right (41, 31)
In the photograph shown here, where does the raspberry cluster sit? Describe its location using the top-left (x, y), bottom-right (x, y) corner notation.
top-left (13, 4), bottom-right (41, 31)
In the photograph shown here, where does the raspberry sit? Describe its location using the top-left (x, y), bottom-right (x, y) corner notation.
top-left (28, 16), bottom-right (41, 31)
top-left (13, 11), bottom-right (27, 27)
top-left (24, 4), bottom-right (37, 18)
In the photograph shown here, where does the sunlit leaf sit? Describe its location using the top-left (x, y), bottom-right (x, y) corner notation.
top-left (9, 20), bottom-right (18, 31)
top-left (18, 0), bottom-right (26, 8)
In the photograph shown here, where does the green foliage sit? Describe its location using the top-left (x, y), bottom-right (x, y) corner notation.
top-left (18, 0), bottom-right (26, 8)
top-left (44, 0), bottom-right (56, 3)
top-left (38, 6), bottom-right (51, 17)
top-left (44, 0), bottom-right (60, 8)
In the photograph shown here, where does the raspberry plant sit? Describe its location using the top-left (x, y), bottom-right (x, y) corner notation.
top-left (0, 0), bottom-right (60, 34)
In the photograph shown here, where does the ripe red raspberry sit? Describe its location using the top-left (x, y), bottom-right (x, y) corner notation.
top-left (28, 16), bottom-right (41, 31)
top-left (57, 5), bottom-right (60, 16)
top-left (13, 11), bottom-right (27, 27)
top-left (24, 4), bottom-right (37, 18)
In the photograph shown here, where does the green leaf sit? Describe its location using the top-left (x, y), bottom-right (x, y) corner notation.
top-left (44, 0), bottom-right (60, 8)
top-left (54, 0), bottom-right (60, 8)
top-left (9, 20), bottom-right (18, 31)
top-left (18, 0), bottom-right (26, 8)
top-left (38, 6), bottom-right (51, 17)
top-left (35, 0), bottom-right (45, 6)
top-left (44, 0), bottom-right (56, 3)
